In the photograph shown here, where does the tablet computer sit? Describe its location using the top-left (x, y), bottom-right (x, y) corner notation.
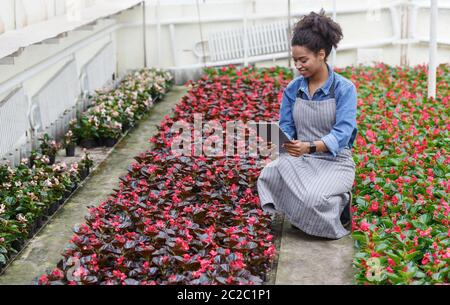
top-left (254, 121), bottom-right (294, 155)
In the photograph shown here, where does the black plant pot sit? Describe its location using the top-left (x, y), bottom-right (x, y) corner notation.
top-left (80, 168), bottom-right (90, 180)
top-left (50, 201), bottom-right (60, 215)
top-left (28, 157), bottom-right (35, 168)
top-left (58, 198), bottom-right (65, 207)
top-left (71, 182), bottom-right (78, 192)
top-left (44, 206), bottom-right (51, 217)
top-left (11, 239), bottom-right (24, 252)
top-left (96, 138), bottom-right (105, 147)
top-left (66, 145), bottom-right (76, 157)
top-left (28, 221), bottom-right (39, 238)
top-left (64, 190), bottom-right (71, 199)
top-left (80, 138), bottom-right (97, 149)
top-left (122, 122), bottom-right (130, 132)
top-left (48, 154), bottom-right (56, 165)
top-left (45, 203), bottom-right (56, 217)
top-left (104, 137), bottom-right (117, 147)
top-left (37, 215), bottom-right (47, 228)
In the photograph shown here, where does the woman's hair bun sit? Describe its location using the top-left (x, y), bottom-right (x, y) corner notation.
top-left (292, 8), bottom-right (343, 59)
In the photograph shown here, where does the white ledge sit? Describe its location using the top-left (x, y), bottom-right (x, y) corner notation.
top-left (0, 0), bottom-right (142, 61)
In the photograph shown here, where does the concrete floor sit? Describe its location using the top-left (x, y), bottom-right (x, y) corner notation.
top-left (0, 84), bottom-right (355, 285)
top-left (275, 217), bottom-right (355, 285)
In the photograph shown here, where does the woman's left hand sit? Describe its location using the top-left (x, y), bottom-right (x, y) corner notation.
top-left (282, 140), bottom-right (310, 157)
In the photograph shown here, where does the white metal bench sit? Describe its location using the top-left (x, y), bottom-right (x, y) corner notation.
top-left (194, 20), bottom-right (294, 64)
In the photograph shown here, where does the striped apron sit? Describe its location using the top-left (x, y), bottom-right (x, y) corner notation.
top-left (257, 77), bottom-right (356, 239)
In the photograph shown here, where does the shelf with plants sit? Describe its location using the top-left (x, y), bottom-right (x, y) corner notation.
top-left (0, 152), bottom-right (92, 274)
top-left (72, 68), bottom-right (174, 149)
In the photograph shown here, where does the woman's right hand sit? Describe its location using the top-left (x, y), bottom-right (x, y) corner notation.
top-left (262, 142), bottom-right (278, 156)
top-left (282, 140), bottom-right (309, 157)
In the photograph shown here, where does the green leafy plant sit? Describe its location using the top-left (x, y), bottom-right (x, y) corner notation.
top-left (63, 130), bottom-right (77, 147)
top-left (79, 150), bottom-right (94, 170)
top-left (39, 134), bottom-right (60, 156)
top-left (72, 116), bottom-right (99, 141)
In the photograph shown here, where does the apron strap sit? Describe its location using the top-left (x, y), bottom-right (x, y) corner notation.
top-left (329, 76), bottom-right (336, 99)
top-left (296, 74), bottom-right (337, 99)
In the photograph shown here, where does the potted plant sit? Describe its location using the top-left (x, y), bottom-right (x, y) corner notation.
top-left (59, 169), bottom-right (75, 201)
top-left (63, 130), bottom-right (77, 157)
top-left (73, 117), bottom-right (98, 149)
top-left (51, 162), bottom-right (73, 203)
top-left (68, 163), bottom-right (80, 192)
top-left (47, 200), bottom-right (60, 216)
top-left (39, 134), bottom-right (60, 165)
top-left (100, 121), bottom-right (122, 147)
top-left (79, 150), bottom-right (94, 180)
top-left (28, 150), bottom-right (38, 168)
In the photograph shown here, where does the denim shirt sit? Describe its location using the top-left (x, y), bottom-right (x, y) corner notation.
top-left (279, 63), bottom-right (358, 157)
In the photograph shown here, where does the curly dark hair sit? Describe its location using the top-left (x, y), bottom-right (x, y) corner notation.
top-left (291, 9), bottom-right (343, 61)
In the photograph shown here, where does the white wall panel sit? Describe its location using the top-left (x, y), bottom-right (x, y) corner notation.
top-left (0, 87), bottom-right (29, 157)
top-left (0, 0), bottom-right (15, 31)
top-left (22, 0), bottom-right (49, 25)
top-left (81, 41), bottom-right (115, 94)
top-left (31, 60), bottom-right (80, 132)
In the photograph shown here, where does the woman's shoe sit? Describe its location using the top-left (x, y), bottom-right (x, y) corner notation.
top-left (340, 191), bottom-right (352, 229)
top-left (291, 224), bottom-right (301, 230)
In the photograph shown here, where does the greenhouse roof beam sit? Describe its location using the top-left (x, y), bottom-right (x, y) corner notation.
top-left (74, 21), bottom-right (98, 32)
top-left (0, 48), bottom-right (23, 65)
top-left (0, 0), bottom-right (143, 63)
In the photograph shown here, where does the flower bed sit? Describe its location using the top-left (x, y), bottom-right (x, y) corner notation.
top-left (39, 65), bottom-right (293, 285)
top-left (72, 69), bottom-right (173, 147)
top-left (0, 156), bottom-right (82, 271)
top-left (337, 63), bottom-right (449, 284)
top-left (38, 63), bottom-right (448, 285)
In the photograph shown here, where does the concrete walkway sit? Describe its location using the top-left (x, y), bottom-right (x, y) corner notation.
top-left (0, 86), bottom-right (188, 285)
top-left (274, 216), bottom-right (355, 285)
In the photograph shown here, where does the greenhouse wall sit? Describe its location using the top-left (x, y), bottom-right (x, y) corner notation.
top-left (2, 1), bottom-right (450, 91)
top-left (0, 0), bottom-right (449, 160)
top-left (114, 0), bottom-right (450, 72)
